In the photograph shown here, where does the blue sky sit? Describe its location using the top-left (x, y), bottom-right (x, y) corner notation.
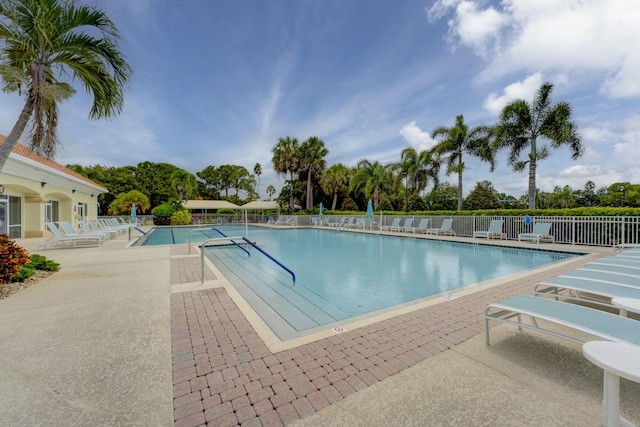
top-left (1, 0), bottom-right (638, 200)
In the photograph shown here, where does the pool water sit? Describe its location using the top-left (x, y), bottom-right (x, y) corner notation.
top-left (140, 225), bottom-right (578, 340)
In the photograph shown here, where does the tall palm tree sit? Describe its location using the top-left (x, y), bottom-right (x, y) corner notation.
top-left (171, 169), bottom-right (196, 202)
top-left (320, 163), bottom-right (350, 210)
top-left (392, 148), bottom-right (440, 209)
top-left (253, 163), bottom-right (262, 195)
top-left (271, 136), bottom-right (299, 211)
top-left (494, 82), bottom-right (583, 209)
top-left (0, 0), bottom-right (132, 173)
top-left (431, 115), bottom-right (494, 211)
top-left (298, 136), bottom-right (328, 209)
top-left (350, 159), bottom-right (393, 210)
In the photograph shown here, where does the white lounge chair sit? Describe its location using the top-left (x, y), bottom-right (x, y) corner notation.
top-left (518, 222), bottom-right (554, 243)
top-left (42, 222), bottom-right (104, 248)
top-left (405, 218), bottom-right (429, 234)
top-left (562, 268), bottom-right (640, 289)
top-left (426, 218), bottom-right (455, 235)
top-left (58, 221), bottom-right (108, 241)
top-left (340, 217), bottom-right (356, 228)
top-left (582, 263), bottom-right (640, 277)
top-left (534, 275), bottom-right (640, 313)
top-left (473, 220), bottom-right (506, 239)
top-left (393, 218), bottom-right (412, 232)
top-left (484, 295), bottom-right (640, 346)
top-left (78, 220), bottom-right (116, 239)
top-left (380, 217), bottom-right (401, 232)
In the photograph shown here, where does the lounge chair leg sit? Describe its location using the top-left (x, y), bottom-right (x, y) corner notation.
top-left (484, 315), bottom-right (491, 344)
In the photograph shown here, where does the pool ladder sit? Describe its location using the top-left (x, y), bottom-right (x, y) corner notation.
top-left (196, 228), bottom-right (296, 284)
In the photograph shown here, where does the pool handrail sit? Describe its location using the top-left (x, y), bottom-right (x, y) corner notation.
top-left (241, 237), bottom-right (296, 282)
top-left (188, 226), bottom-right (248, 255)
top-left (199, 235), bottom-right (248, 284)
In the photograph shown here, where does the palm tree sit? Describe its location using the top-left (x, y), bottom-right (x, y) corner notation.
top-left (392, 148), bottom-right (440, 209)
top-left (253, 163), bottom-right (262, 195)
top-left (0, 0), bottom-right (132, 173)
top-left (271, 136), bottom-right (299, 210)
top-left (298, 136), bottom-right (328, 209)
top-left (494, 82), bottom-right (583, 209)
top-left (320, 163), bottom-right (350, 210)
top-left (431, 115), bottom-right (494, 211)
top-left (350, 159), bottom-right (393, 210)
top-left (171, 169), bottom-right (196, 202)
top-left (266, 185), bottom-right (276, 200)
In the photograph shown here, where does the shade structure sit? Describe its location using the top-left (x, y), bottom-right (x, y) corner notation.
top-left (319, 202), bottom-right (323, 217)
top-left (183, 200), bottom-right (241, 210)
top-left (239, 201), bottom-right (280, 210)
top-left (366, 199), bottom-right (374, 217)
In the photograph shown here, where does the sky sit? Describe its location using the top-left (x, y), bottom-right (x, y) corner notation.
top-left (1, 0), bottom-right (639, 200)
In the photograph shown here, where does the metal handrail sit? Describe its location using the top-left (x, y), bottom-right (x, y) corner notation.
top-left (189, 227), bottom-right (248, 255)
top-left (241, 237), bottom-right (296, 282)
top-left (200, 236), bottom-right (248, 284)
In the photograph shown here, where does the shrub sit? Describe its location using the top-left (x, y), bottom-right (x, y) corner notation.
top-left (151, 203), bottom-right (175, 218)
top-left (0, 234), bottom-right (31, 284)
top-left (10, 254), bottom-right (59, 283)
top-left (29, 254), bottom-right (60, 272)
top-left (171, 209), bottom-right (192, 225)
top-left (152, 203), bottom-right (176, 225)
top-left (14, 265), bottom-right (35, 282)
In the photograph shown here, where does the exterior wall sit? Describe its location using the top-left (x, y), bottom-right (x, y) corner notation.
top-left (0, 154), bottom-right (107, 238)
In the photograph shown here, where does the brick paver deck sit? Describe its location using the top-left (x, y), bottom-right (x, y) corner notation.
top-left (171, 246), bottom-right (217, 285)
top-left (171, 245), bottom-right (587, 426)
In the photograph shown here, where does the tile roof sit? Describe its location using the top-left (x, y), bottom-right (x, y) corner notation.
top-left (0, 134), bottom-right (107, 191)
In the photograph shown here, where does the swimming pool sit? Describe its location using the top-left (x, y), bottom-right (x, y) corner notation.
top-left (140, 225), bottom-right (579, 340)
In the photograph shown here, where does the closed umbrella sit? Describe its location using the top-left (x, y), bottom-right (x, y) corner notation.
top-left (131, 202), bottom-right (137, 224)
top-left (366, 200), bottom-right (374, 230)
top-left (319, 202), bottom-right (323, 224)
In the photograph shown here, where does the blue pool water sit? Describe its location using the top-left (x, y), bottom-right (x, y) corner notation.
top-left (140, 225), bottom-right (578, 339)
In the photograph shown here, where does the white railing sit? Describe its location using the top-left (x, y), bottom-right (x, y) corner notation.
top-left (292, 214), bottom-right (639, 247)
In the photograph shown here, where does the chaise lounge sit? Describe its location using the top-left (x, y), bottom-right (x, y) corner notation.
top-left (518, 222), bottom-right (554, 243)
top-left (473, 219), bottom-right (506, 240)
top-left (484, 295), bottom-right (640, 345)
top-left (426, 218), bottom-right (455, 236)
top-left (41, 222), bottom-right (104, 249)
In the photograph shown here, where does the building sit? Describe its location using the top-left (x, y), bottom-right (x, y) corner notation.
top-left (0, 135), bottom-right (108, 238)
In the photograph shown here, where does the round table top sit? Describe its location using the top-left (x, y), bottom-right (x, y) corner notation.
top-left (583, 341), bottom-right (640, 382)
top-left (613, 297), bottom-right (640, 315)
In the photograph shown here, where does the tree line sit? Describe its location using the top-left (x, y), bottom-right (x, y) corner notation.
top-left (68, 81), bottom-right (637, 216)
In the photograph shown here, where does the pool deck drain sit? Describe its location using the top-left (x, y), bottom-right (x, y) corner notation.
top-left (170, 245), bottom-right (616, 426)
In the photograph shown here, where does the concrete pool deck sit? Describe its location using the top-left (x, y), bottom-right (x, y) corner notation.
top-left (1, 228), bottom-right (639, 426)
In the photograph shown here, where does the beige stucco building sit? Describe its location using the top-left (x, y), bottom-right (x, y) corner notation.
top-left (0, 135), bottom-right (108, 238)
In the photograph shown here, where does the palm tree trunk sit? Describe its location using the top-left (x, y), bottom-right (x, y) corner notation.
top-left (0, 99), bottom-right (33, 173)
top-left (457, 170), bottom-right (463, 211)
top-left (289, 171), bottom-right (295, 211)
top-left (306, 169), bottom-right (313, 209)
top-left (332, 193), bottom-right (337, 210)
top-left (529, 138), bottom-right (537, 209)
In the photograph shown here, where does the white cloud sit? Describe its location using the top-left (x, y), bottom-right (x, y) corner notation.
top-left (447, 1), bottom-right (506, 57)
top-left (483, 72), bottom-right (543, 116)
top-left (431, 0), bottom-right (640, 98)
top-left (399, 121), bottom-right (438, 151)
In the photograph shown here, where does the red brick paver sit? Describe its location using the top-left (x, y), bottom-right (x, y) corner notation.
top-left (171, 252), bottom-right (585, 426)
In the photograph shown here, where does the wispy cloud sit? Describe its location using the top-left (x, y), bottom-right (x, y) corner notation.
top-left (430, 0), bottom-right (640, 98)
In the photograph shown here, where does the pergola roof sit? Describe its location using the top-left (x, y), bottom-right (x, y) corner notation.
top-left (183, 200), bottom-right (240, 210)
top-left (240, 201), bottom-right (280, 210)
